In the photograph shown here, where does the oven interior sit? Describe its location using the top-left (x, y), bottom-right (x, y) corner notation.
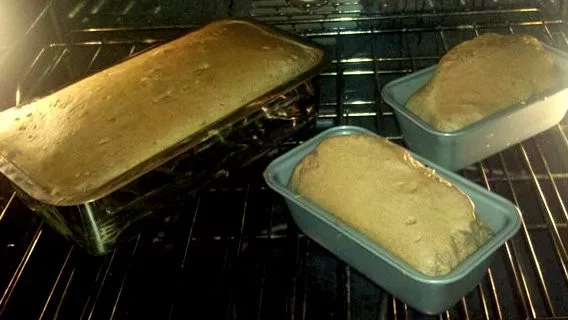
top-left (1, 0), bottom-right (568, 319)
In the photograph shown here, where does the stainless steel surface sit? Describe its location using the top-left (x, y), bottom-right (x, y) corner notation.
top-left (287, 0), bottom-right (331, 8)
top-left (0, 0), bottom-right (567, 319)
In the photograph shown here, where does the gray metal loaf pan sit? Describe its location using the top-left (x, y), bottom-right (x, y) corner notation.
top-left (381, 43), bottom-right (568, 172)
top-left (263, 125), bottom-right (522, 315)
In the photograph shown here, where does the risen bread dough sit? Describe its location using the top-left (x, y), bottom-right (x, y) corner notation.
top-left (407, 33), bottom-right (564, 132)
top-left (0, 20), bottom-right (323, 205)
top-left (290, 134), bottom-right (493, 276)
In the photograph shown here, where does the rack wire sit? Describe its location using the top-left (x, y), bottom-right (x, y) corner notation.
top-left (0, 0), bottom-right (567, 319)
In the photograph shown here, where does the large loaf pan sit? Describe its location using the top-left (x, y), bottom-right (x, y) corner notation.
top-left (263, 125), bottom-right (521, 315)
top-left (381, 43), bottom-right (568, 171)
top-left (0, 19), bottom-right (327, 255)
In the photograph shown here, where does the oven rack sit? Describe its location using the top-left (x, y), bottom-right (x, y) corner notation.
top-left (0, 1), bottom-right (567, 319)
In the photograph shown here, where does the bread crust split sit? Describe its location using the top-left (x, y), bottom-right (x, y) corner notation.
top-left (407, 33), bottom-right (565, 132)
top-left (290, 134), bottom-right (493, 276)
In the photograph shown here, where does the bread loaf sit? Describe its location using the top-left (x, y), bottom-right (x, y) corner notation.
top-left (289, 134), bottom-right (493, 276)
top-left (406, 33), bottom-right (564, 132)
top-left (0, 19), bottom-right (323, 206)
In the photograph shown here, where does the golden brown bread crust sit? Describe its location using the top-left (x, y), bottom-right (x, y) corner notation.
top-left (406, 33), bottom-right (564, 132)
top-left (0, 20), bottom-right (323, 205)
top-left (289, 134), bottom-right (492, 276)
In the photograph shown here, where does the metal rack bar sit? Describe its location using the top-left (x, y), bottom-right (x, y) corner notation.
top-left (335, 33), bottom-right (345, 125)
top-left (166, 197), bottom-right (201, 319)
top-left (370, 30), bottom-right (386, 135)
top-left (300, 20), bottom-right (564, 37)
top-left (0, 194), bottom-right (15, 223)
top-left (0, 223), bottom-right (44, 317)
top-left (53, 268), bottom-right (75, 319)
top-left (108, 234), bottom-right (141, 320)
top-left (479, 161), bottom-right (526, 318)
top-left (255, 193), bottom-right (277, 320)
top-left (23, 47), bottom-right (69, 102)
top-left (499, 152), bottom-right (555, 318)
top-left (38, 246), bottom-right (74, 320)
top-left (460, 297), bottom-right (470, 320)
top-left (225, 185), bottom-right (251, 317)
top-left (521, 142), bottom-right (568, 282)
top-left (255, 8), bottom-right (544, 22)
top-left (301, 238), bottom-right (309, 320)
top-left (80, 250), bottom-right (117, 320)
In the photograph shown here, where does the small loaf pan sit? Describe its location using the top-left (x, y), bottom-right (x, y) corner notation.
top-left (263, 125), bottom-right (521, 315)
top-left (0, 18), bottom-right (327, 255)
top-left (381, 43), bottom-right (568, 171)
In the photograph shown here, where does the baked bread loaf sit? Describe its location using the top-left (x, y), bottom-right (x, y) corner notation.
top-left (0, 19), bottom-right (323, 206)
top-left (406, 33), bottom-right (565, 132)
top-left (289, 134), bottom-right (493, 276)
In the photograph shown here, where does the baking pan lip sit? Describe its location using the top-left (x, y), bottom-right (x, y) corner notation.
top-left (0, 18), bottom-right (329, 207)
top-left (380, 43), bottom-right (568, 136)
top-left (264, 125), bottom-right (522, 284)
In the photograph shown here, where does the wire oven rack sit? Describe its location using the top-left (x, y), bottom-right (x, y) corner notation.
top-left (0, 0), bottom-right (568, 319)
